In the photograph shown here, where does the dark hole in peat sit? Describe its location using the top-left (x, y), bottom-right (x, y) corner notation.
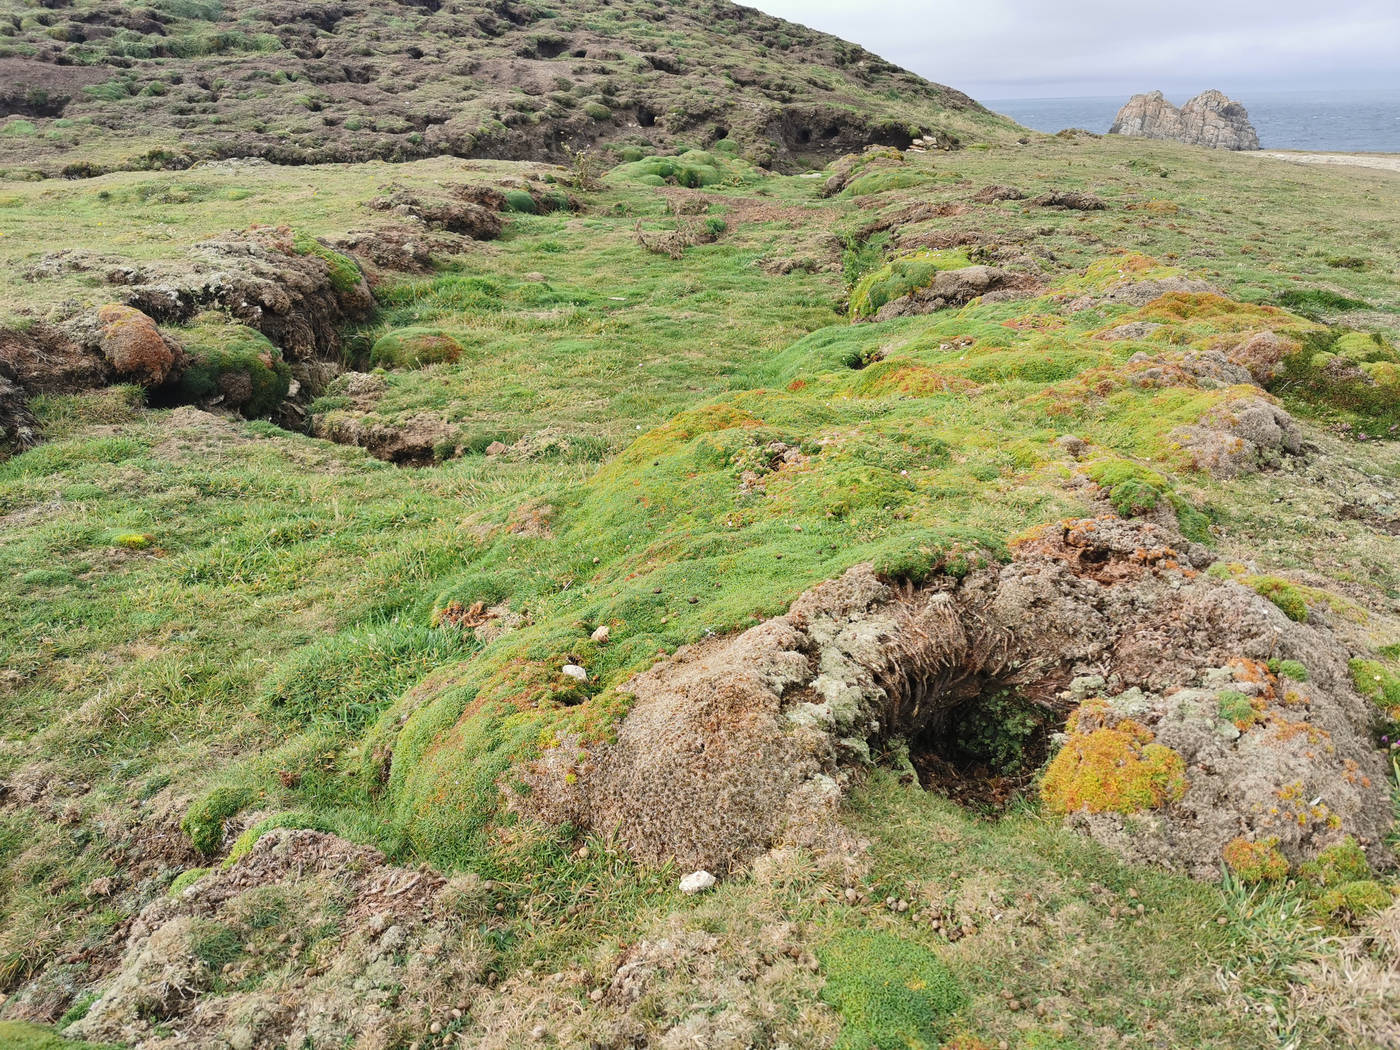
top-left (906, 689), bottom-right (1059, 812)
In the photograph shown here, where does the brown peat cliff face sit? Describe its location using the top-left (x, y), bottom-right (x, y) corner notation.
top-left (1110, 89), bottom-right (1261, 150)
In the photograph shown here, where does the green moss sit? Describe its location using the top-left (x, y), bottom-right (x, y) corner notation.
top-left (609, 149), bottom-right (745, 189)
top-left (1312, 880), bottom-right (1393, 923)
top-left (848, 249), bottom-right (974, 320)
top-left (1082, 459), bottom-right (1211, 543)
top-left (845, 168), bottom-right (935, 196)
top-left (1217, 690), bottom-right (1258, 728)
top-left (168, 866), bottom-right (211, 896)
top-left (369, 327), bottom-right (465, 369)
top-left (818, 931), bottom-right (965, 1050)
top-left (503, 189), bottom-right (537, 213)
top-left (1267, 659), bottom-right (1309, 682)
top-left (1248, 576), bottom-right (1310, 622)
top-left (1350, 658), bottom-right (1400, 715)
top-left (1299, 837), bottom-right (1371, 889)
top-left (173, 320), bottom-right (291, 417)
top-left (182, 784), bottom-right (256, 854)
top-left (291, 232), bottom-right (362, 295)
top-left (1275, 329), bottom-right (1400, 434)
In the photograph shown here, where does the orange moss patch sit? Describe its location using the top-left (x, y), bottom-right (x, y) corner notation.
top-left (1222, 835), bottom-right (1289, 883)
top-left (1041, 716), bottom-right (1187, 815)
top-left (1127, 292), bottom-right (1300, 333)
top-left (97, 303), bottom-right (178, 385)
top-left (853, 362), bottom-right (981, 398)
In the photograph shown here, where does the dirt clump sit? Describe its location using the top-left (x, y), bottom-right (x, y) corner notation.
top-left (332, 224), bottom-right (468, 277)
top-left (971, 184), bottom-right (1027, 203)
top-left (0, 322), bottom-right (108, 395)
top-left (1031, 190), bottom-right (1107, 210)
top-left (866, 266), bottom-right (1038, 322)
top-left (0, 374), bottom-right (39, 456)
top-left (366, 187), bottom-right (505, 239)
top-left (67, 828), bottom-right (474, 1050)
top-left (1221, 330), bottom-right (1299, 385)
top-left (1069, 277), bottom-right (1218, 312)
top-left (312, 412), bottom-right (456, 465)
top-left (516, 517), bottom-right (1389, 878)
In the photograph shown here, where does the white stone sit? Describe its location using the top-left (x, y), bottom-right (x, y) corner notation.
top-left (561, 664), bottom-right (588, 682)
top-left (679, 870), bottom-right (716, 895)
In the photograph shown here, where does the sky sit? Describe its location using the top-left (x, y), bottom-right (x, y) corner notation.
top-left (745, 1), bottom-right (1400, 101)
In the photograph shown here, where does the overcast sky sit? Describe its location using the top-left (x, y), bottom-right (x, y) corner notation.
top-left (746, 1), bottom-right (1400, 101)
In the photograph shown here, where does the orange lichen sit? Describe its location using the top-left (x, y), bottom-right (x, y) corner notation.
top-left (1222, 836), bottom-right (1289, 883)
top-left (1041, 717), bottom-right (1187, 815)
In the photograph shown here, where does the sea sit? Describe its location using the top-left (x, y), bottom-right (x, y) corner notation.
top-left (983, 88), bottom-right (1400, 153)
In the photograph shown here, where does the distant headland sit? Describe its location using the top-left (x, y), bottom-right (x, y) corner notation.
top-left (1109, 89), bottom-right (1260, 150)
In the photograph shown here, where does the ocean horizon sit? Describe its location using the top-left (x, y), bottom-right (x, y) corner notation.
top-left (983, 87), bottom-right (1400, 153)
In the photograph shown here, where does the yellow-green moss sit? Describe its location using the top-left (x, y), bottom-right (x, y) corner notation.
top-left (1041, 718), bottom-right (1187, 816)
top-left (818, 931), bottom-right (966, 1050)
top-left (848, 249), bottom-right (974, 320)
top-left (1298, 837), bottom-right (1371, 889)
top-left (1222, 836), bottom-right (1289, 884)
top-left (1312, 880), bottom-right (1394, 924)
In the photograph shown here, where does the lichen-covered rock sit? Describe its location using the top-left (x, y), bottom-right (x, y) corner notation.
top-left (1110, 90), bottom-right (1260, 151)
top-left (97, 303), bottom-right (182, 385)
top-left (514, 517), bottom-right (1389, 877)
top-left (1171, 396), bottom-right (1304, 477)
top-left (1223, 330), bottom-right (1298, 385)
top-left (1069, 277), bottom-right (1217, 312)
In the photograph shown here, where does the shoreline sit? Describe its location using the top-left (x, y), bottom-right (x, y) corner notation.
top-left (1258, 150), bottom-right (1400, 173)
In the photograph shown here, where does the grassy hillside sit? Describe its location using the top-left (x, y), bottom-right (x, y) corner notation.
top-left (0, 0), bottom-right (1013, 177)
top-left (1, 128), bottom-right (1399, 1048)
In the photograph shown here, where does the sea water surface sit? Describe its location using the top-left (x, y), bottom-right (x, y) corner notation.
top-left (983, 88), bottom-right (1400, 153)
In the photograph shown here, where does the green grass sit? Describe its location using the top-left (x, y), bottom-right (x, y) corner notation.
top-left (1, 134), bottom-right (1398, 1046)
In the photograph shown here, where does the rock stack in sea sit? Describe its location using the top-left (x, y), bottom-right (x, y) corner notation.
top-left (1109, 90), bottom-right (1260, 150)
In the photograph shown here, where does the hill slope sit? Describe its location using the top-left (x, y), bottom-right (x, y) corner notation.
top-left (0, 0), bottom-right (1013, 176)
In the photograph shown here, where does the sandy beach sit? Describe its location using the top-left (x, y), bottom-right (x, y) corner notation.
top-left (1260, 151), bottom-right (1400, 173)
